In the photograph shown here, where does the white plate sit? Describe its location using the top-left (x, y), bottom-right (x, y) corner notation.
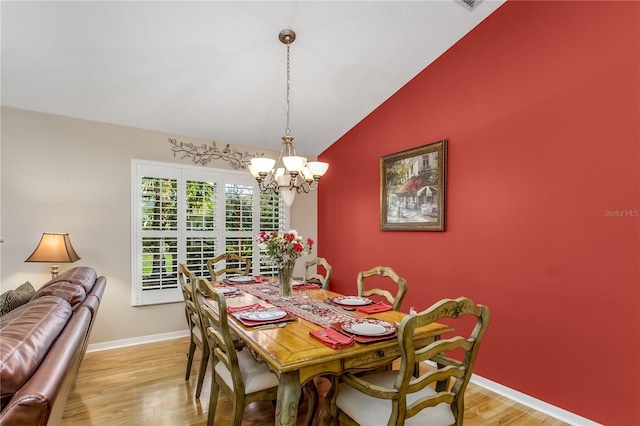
top-left (291, 280), bottom-right (306, 286)
top-left (333, 296), bottom-right (373, 306)
top-left (342, 319), bottom-right (396, 336)
top-left (213, 286), bottom-right (238, 294)
top-left (238, 309), bottom-right (287, 322)
top-left (227, 276), bottom-right (255, 283)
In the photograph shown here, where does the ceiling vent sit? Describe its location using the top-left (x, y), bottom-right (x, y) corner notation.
top-left (456, 0), bottom-right (483, 11)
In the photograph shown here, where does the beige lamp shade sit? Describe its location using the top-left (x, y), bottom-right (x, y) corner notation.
top-left (25, 233), bottom-right (81, 278)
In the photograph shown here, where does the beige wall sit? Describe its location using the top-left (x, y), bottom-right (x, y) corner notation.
top-left (0, 107), bottom-right (318, 346)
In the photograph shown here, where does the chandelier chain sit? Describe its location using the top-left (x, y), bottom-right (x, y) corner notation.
top-left (285, 42), bottom-right (291, 137)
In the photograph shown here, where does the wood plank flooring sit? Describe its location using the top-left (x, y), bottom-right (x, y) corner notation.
top-left (61, 337), bottom-right (569, 425)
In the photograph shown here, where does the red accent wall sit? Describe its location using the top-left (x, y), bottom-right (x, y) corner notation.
top-left (317, 1), bottom-right (639, 424)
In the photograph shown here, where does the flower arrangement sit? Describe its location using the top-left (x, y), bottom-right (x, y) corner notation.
top-left (256, 229), bottom-right (314, 268)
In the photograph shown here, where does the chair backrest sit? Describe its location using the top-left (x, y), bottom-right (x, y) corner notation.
top-left (304, 257), bottom-right (333, 290)
top-left (178, 263), bottom-right (202, 336)
top-left (356, 266), bottom-right (407, 310)
top-left (193, 276), bottom-right (245, 395)
top-left (396, 297), bottom-right (490, 425)
top-left (206, 253), bottom-right (252, 280)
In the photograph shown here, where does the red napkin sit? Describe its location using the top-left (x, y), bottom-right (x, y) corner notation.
top-left (227, 303), bottom-right (262, 314)
top-left (356, 302), bottom-right (393, 314)
top-left (309, 328), bottom-right (355, 349)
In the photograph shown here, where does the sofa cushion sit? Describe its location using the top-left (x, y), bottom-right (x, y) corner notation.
top-left (40, 267), bottom-right (97, 294)
top-left (0, 296), bottom-right (72, 410)
top-left (0, 282), bottom-right (36, 317)
top-left (32, 281), bottom-right (87, 310)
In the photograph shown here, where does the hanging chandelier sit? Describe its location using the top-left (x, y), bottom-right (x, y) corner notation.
top-left (248, 29), bottom-right (329, 207)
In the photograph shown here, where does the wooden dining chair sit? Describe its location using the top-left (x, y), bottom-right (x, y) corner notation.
top-left (193, 276), bottom-right (280, 426)
top-left (206, 252), bottom-right (252, 280)
top-left (304, 257), bottom-right (333, 290)
top-left (178, 262), bottom-right (209, 399)
top-left (356, 266), bottom-right (407, 310)
top-left (322, 297), bottom-right (490, 426)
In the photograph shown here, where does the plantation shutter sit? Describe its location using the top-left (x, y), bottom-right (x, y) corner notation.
top-left (132, 160), bottom-right (288, 306)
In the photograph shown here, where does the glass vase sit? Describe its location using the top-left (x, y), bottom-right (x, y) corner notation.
top-left (278, 262), bottom-right (295, 297)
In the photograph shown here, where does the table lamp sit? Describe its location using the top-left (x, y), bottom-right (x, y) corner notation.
top-left (25, 233), bottom-right (81, 279)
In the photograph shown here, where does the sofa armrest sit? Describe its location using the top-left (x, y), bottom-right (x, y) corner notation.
top-left (0, 308), bottom-right (91, 426)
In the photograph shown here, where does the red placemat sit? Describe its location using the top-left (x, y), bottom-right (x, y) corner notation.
top-left (330, 321), bottom-right (397, 344)
top-left (231, 310), bottom-right (297, 327)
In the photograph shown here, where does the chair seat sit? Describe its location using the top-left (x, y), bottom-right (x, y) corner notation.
top-left (336, 370), bottom-right (455, 426)
top-left (215, 349), bottom-right (279, 394)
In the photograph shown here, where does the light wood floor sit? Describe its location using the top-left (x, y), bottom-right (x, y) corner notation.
top-left (61, 337), bottom-right (568, 425)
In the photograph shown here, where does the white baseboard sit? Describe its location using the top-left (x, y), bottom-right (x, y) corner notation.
top-left (86, 338), bottom-right (600, 425)
top-left (86, 330), bottom-right (189, 353)
top-left (469, 374), bottom-right (601, 425)
top-left (421, 361), bottom-right (601, 426)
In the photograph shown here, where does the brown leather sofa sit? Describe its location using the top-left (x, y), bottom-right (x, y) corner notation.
top-left (0, 267), bottom-right (106, 426)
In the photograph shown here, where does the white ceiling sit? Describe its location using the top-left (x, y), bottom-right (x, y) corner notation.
top-left (1, 1), bottom-right (504, 156)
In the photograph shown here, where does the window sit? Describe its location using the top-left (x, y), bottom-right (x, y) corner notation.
top-left (132, 160), bottom-right (287, 305)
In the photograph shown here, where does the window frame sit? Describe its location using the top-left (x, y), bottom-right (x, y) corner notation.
top-left (131, 159), bottom-right (288, 306)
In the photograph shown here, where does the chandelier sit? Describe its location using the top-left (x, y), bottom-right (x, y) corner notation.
top-left (248, 29), bottom-right (329, 207)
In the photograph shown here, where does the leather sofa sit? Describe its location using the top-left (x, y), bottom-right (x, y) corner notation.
top-left (0, 267), bottom-right (106, 425)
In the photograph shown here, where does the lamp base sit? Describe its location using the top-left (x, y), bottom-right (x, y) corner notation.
top-left (50, 264), bottom-right (60, 280)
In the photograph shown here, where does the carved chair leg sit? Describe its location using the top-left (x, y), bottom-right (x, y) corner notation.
top-left (207, 376), bottom-right (220, 426)
top-left (232, 396), bottom-right (245, 426)
top-left (185, 340), bottom-right (196, 380)
top-left (319, 375), bottom-right (339, 426)
top-left (195, 346), bottom-right (209, 398)
top-left (303, 379), bottom-right (319, 426)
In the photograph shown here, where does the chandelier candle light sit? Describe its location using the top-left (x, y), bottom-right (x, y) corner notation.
top-left (248, 29), bottom-right (329, 207)
top-left (256, 230), bottom-right (314, 297)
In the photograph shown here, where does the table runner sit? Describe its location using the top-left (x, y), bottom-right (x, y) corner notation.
top-left (236, 284), bottom-right (357, 327)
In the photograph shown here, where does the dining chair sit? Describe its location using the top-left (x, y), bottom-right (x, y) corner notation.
top-left (206, 252), bottom-right (252, 281)
top-left (304, 257), bottom-right (333, 289)
top-left (194, 276), bottom-right (280, 426)
top-left (322, 297), bottom-right (490, 426)
top-left (178, 262), bottom-right (209, 399)
top-left (356, 266), bottom-right (407, 311)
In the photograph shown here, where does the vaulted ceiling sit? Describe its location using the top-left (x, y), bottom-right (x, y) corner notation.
top-left (1, 1), bottom-right (504, 156)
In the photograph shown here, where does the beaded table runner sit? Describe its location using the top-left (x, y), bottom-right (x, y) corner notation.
top-left (236, 284), bottom-right (356, 327)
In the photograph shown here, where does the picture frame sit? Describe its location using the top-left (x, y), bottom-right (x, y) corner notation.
top-left (380, 139), bottom-right (447, 231)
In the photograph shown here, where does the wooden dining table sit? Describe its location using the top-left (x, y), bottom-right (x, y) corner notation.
top-left (218, 284), bottom-right (452, 426)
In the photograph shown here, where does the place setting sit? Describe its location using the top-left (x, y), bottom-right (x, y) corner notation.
top-left (326, 295), bottom-right (374, 311)
top-left (230, 306), bottom-right (297, 328)
top-left (329, 318), bottom-right (398, 343)
top-left (223, 275), bottom-right (266, 285)
top-left (209, 286), bottom-right (243, 298)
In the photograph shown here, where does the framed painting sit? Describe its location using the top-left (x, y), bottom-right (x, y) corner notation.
top-left (380, 139), bottom-right (447, 231)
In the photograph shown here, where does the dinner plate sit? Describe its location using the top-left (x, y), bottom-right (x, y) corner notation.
top-left (342, 319), bottom-right (396, 336)
top-left (227, 276), bottom-right (255, 283)
top-left (238, 309), bottom-right (287, 322)
top-left (291, 280), bottom-right (306, 286)
top-left (213, 286), bottom-right (238, 294)
top-left (333, 296), bottom-right (373, 306)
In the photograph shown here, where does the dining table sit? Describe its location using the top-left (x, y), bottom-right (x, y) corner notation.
top-left (210, 280), bottom-right (453, 426)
